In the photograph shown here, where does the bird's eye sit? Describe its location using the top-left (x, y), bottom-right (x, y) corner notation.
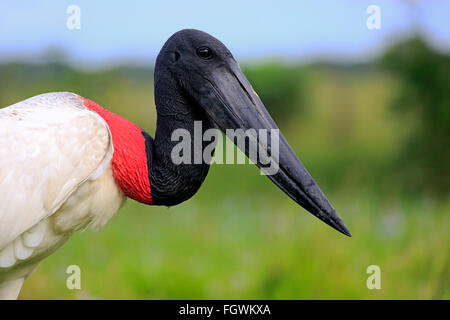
top-left (170, 51), bottom-right (180, 62)
top-left (196, 46), bottom-right (213, 60)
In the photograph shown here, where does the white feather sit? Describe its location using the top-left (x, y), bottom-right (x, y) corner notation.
top-left (0, 92), bottom-right (126, 296)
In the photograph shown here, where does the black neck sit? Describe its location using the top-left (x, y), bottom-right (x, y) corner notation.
top-left (143, 72), bottom-right (217, 206)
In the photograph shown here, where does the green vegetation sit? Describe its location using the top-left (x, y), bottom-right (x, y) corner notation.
top-left (381, 38), bottom-right (450, 195)
top-left (0, 38), bottom-right (448, 299)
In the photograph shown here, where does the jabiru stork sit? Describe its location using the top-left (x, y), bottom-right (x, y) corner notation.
top-left (0, 29), bottom-right (350, 299)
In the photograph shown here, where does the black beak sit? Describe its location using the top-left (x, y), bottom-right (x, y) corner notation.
top-left (197, 59), bottom-right (351, 237)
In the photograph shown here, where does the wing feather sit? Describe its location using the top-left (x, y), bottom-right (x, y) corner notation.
top-left (0, 92), bottom-right (113, 255)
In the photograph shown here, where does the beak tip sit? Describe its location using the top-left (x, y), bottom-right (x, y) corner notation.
top-left (339, 226), bottom-right (352, 237)
top-left (332, 216), bottom-right (352, 237)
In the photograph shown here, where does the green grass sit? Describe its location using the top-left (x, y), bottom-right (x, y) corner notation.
top-left (20, 164), bottom-right (450, 299)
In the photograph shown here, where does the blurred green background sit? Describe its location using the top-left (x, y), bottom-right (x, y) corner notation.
top-left (1, 0), bottom-right (450, 300)
top-left (0, 36), bottom-right (448, 299)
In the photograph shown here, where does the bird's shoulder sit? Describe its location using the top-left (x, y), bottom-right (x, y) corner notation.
top-left (1, 91), bottom-right (91, 121)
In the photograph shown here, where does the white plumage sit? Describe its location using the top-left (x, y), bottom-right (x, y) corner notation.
top-left (0, 92), bottom-right (126, 299)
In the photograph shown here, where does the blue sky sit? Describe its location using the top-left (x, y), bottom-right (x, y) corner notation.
top-left (0, 0), bottom-right (449, 66)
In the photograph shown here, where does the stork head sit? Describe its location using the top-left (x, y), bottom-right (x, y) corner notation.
top-left (154, 29), bottom-right (351, 237)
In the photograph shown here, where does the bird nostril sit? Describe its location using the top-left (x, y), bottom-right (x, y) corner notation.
top-left (171, 51), bottom-right (180, 63)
